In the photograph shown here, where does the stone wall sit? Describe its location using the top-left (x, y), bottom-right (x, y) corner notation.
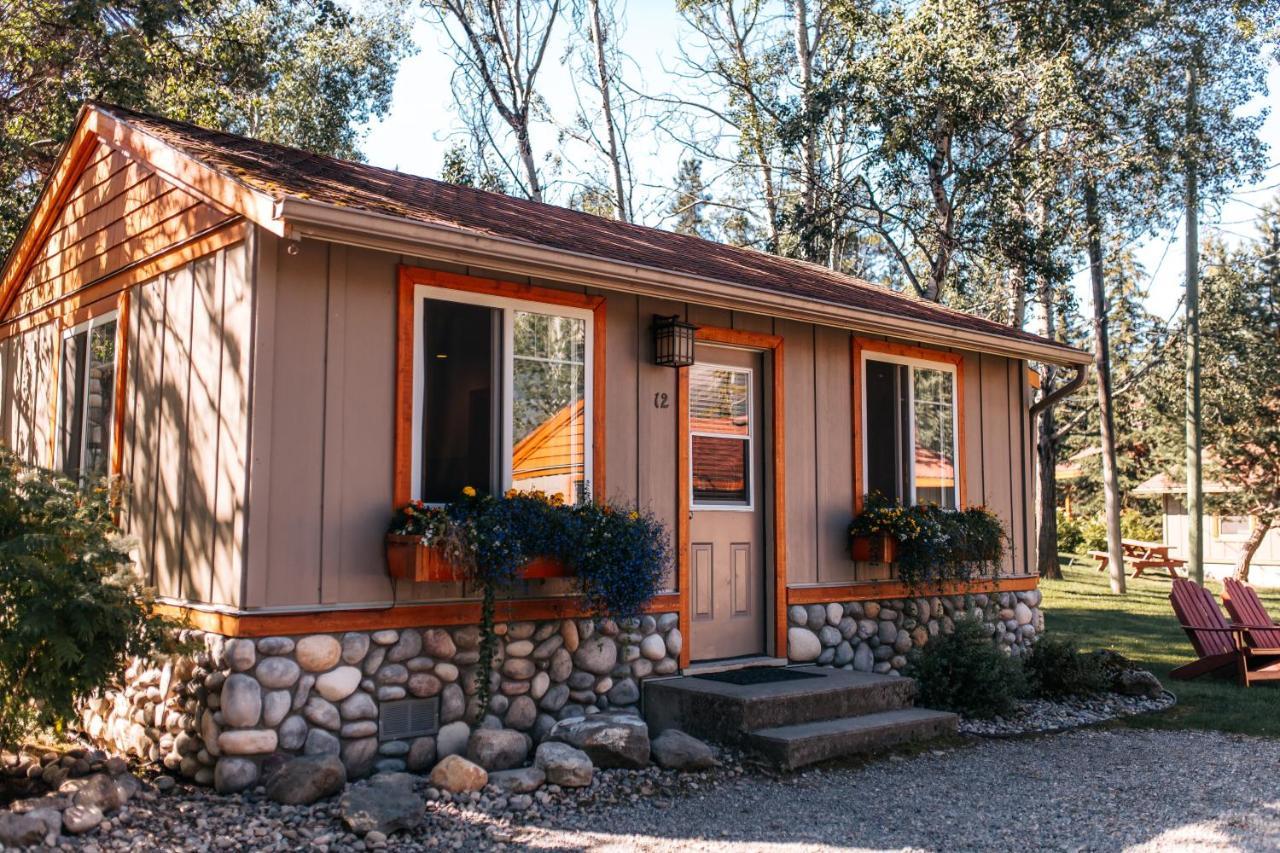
top-left (785, 589), bottom-right (1044, 673)
top-left (78, 614), bottom-right (682, 793)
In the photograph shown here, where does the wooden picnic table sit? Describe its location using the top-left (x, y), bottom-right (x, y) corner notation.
top-left (1088, 539), bottom-right (1187, 579)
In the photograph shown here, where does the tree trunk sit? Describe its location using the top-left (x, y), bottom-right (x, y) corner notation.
top-left (792, 0), bottom-right (819, 258)
top-left (1084, 178), bottom-right (1126, 594)
top-left (1036, 272), bottom-right (1062, 580)
top-left (1233, 518), bottom-right (1270, 582)
top-left (587, 0), bottom-right (628, 222)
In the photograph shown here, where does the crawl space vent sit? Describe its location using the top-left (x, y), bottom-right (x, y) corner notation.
top-left (379, 698), bottom-right (439, 741)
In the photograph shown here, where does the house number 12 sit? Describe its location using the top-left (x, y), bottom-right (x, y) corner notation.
top-left (653, 392), bottom-right (670, 409)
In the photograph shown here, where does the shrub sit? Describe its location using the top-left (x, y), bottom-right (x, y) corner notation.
top-left (905, 616), bottom-right (1026, 719)
top-left (1055, 509), bottom-right (1085, 554)
top-left (1023, 635), bottom-right (1110, 699)
top-left (0, 453), bottom-right (177, 751)
top-left (1071, 508), bottom-right (1163, 553)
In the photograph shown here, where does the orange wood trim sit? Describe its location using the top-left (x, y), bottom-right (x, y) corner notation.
top-left (1026, 366), bottom-right (1041, 390)
top-left (851, 336), bottom-right (967, 514)
top-left (393, 265), bottom-right (607, 507)
top-left (393, 268), bottom-right (416, 507)
top-left (0, 220), bottom-right (248, 340)
top-left (156, 593), bottom-right (684, 639)
top-left (786, 574), bottom-right (1037, 606)
top-left (676, 364), bottom-right (691, 668)
top-left (0, 120), bottom-right (101, 321)
top-left (110, 289), bottom-right (131, 477)
top-left (683, 324), bottom-right (786, 662)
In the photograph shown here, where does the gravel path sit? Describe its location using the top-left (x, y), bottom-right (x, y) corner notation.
top-left (516, 729), bottom-right (1280, 852)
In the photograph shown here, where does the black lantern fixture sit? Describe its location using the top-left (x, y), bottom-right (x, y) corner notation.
top-left (652, 314), bottom-right (698, 367)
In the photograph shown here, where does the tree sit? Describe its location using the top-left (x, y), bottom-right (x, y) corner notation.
top-left (0, 0), bottom-right (411, 258)
top-left (668, 158), bottom-right (711, 239)
top-left (427, 0), bottom-right (564, 202)
top-left (568, 0), bottom-right (634, 221)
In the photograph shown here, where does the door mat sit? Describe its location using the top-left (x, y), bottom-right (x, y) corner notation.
top-left (693, 667), bottom-right (824, 686)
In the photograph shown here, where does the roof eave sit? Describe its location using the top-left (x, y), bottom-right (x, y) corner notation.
top-left (275, 197), bottom-right (1092, 368)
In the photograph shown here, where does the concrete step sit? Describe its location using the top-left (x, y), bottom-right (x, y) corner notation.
top-left (746, 707), bottom-right (959, 770)
top-left (643, 666), bottom-right (917, 744)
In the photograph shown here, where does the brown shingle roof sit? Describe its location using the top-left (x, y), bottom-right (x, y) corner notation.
top-left (92, 101), bottom-right (1078, 357)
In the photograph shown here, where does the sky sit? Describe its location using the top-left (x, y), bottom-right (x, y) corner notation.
top-left (361, 4), bottom-right (1280, 325)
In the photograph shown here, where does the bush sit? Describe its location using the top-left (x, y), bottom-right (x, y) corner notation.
top-left (1055, 509), bottom-right (1085, 554)
top-left (1023, 635), bottom-right (1110, 699)
top-left (0, 453), bottom-right (177, 750)
top-left (849, 494), bottom-right (1005, 586)
top-left (905, 616), bottom-right (1026, 719)
top-left (1068, 508), bottom-right (1163, 553)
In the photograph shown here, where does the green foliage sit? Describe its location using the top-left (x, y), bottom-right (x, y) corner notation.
top-left (0, 0), bottom-right (412, 258)
top-left (905, 617), bottom-right (1026, 719)
top-left (1060, 508), bottom-right (1163, 554)
top-left (1022, 635), bottom-right (1109, 700)
top-left (1055, 509), bottom-right (1085, 555)
top-left (848, 494), bottom-right (1005, 587)
top-left (0, 452), bottom-right (178, 750)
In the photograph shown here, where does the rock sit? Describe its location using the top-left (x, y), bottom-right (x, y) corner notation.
top-left (506, 639), bottom-right (535, 658)
top-left (218, 729), bottom-right (277, 755)
top-left (501, 657), bottom-right (536, 680)
top-left (505, 695), bottom-right (538, 730)
top-left (339, 784), bottom-right (425, 836)
top-left (877, 621), bottom-right (898, 644)
top-left (340, 691), bottom-right (378, 721)
top-left (540, 683), bottom-right (570, 713)
top-left (279, 715), bottom-right (309, 750)
top-left (376, 664), bottom-right (409, 686)
top-left (386, 630), bottom-right (422, 663)
top-left (214, 757), bottom-right (258, 794)
top-left (0, 812), bottom-right (49, 847)
top-left (787, 604), bottom-right (807, 626)
top-left (826, 602), bottom-right (843, 626)
top-left (434, 662), bottom-right (459, 682)
top-left (818, 625), bottom-right (842, 647)
top-left (549, 648), bottom-right (574, 683)
top-left (651, 729), bottom-right (717, 771)
top-left (1015, 602), bottom-right (1034, 625)
top-left (467, 729), bottom-right (529, 770)
top-left (787, 627), bottom-right (821, 662)
top-left (863, 601), bottom-right (881, 619)
top-left (833, 641), bottom-right (855, 666)
top-left (422, 628), bottom-right (456, 659)
top-left (221, 673), bottom-right (262, 727)
top-left (856, 618), bottom-right (877, 639)
top-left (853, 643), bottom-right (875, 672)
top-left (297, 635), bottom-right (343, 671)
top-left (71, 773), bottom-right (133, 811)
top-left (224, 638), bottom-right (257, 671)
top-left (341, 721), bottom-right (379, 738)
top-left (316, 666), bottom-right (363, 701)
top-left (342, 632), bottom-right (371, 664)
top-left (341, 737), bottom-right (379, 777)
top-left (488, 766), bottom-right (545, 793)
top-left (893, 628), bottom-right (913, 654)
top-left (804, 604), bottom-right (826, 631)
top-left (303, 696), bottom-right (341, 730)
top-left (293, 673), bottom-right (316, 709)
top-left (406, 737), bottom-right (436, 772)
top-left (665, 628), bottom-right (683, 657)
top-left (440, 683), bottom-right (466, 723)
top-left (573, 635), bottom-right (618, 675)
top-left (263, 689), bottom-right (292, 727)
top-left (607, 677), bottom-right (641, 706)
top-left (256, 656), bottom-right (301, 689)
top-left (430, 754), bottom-right (488, 792)
top-left (265, 754), bottom-right (347, 805)
top-left (305, 729), bottom-right (341, 756)
top-left (535, 741), bottom-right (593, 787)
top-left (1116, 668), bottom-right (1164, 699)
top-left (436, 721), bottom-right (471, 758)
top-left (639, 634), bottom-right (667, 661)
top-left (548, 712), bottom-right (649, 768)
top-left (371, 629), bottom-right (399, 645)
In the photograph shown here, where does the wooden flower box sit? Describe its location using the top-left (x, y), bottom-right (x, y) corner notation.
top-left (850, 533), bottom-right (897, 564)
top-left (385, 535), bottom-right (571, 583)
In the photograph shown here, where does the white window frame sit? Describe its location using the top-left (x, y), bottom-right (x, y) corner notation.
top-left (859, 350), bottom-right (961, 508)
top-left (56, 310), bottom-right (119, 476)
top-left (409, 285), bottom-right (594, 504)
top-left (689, 361), bottom-right (756, 512)
top-left (1213, 514), bottom-right (1254, 542)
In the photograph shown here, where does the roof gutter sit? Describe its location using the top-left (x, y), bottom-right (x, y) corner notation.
top-left (274, 197), bottom-right (1093, 368)
top-left (1029, 362), bottom-right (1089, 418)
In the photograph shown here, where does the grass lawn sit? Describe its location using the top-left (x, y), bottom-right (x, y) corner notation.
top-left (1039, 559), bottom-right (1280, 738)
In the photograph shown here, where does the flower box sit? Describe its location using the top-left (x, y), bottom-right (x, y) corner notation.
top-left (850, 533), bottom-right (897, 564)
top-left (385, 535), bottom-right (571, 583)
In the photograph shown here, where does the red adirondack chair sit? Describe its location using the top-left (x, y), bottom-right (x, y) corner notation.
top-left (1222, 577), bottom-right (1280, 650)
top-left (1168, 578), bottom-right (1280, 687)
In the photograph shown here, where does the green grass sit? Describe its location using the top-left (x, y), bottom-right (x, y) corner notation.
top-left (1040, 558), bottom-right (1280, 738)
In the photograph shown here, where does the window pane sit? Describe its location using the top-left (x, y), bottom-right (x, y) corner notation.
top-left (863, 359), bottom-right (910, 502)
top-left (512, 311), bottom-right (586, 504)
top-left (1218, 516), bottom-right (1250, 537)
top-left (689, 366), bottom-right (749, 436)
top-left (83, 321), bottom-right (116, 477)
top-left (60, 330), bottom-right (88, 477)
top-left (913, 367), bottom-right (956, 508)
top-left (692, 435), bottom-right (749, 503)
top-left (422, 299), bottom-right (498, 502)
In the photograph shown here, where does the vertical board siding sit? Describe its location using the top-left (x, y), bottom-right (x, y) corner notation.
top-left (636, 296), bottom-right (683, 592)
top-left (779, 319), bottom-right (817, 585)
top-left (211, 241), bottom-right (251, 605)
top-left (978, 354), bottom-right (1016, 575)
top-left (153, 263), bottom-right (195, 598)
top-left (602, 292), bottom-right (639, 505)
top-left (814, 326), bottom-right (855, 583)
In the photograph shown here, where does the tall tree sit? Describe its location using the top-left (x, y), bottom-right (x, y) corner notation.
top-left (0, 0), bottom-right (411, 257)
top-left (668, 157), bottom-right (711, 238)
top-left (427, 0), bottom-right (564, 202)
top-left (578, 0), bottom-right (632, 221)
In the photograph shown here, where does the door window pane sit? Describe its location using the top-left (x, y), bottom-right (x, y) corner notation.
top-left (690, 364), bottom-right (752, 505)
top-left (511, 311), bottom-right (586, 504)
top-left (421, 299), bottom-right (498, 502)
top-left (913, 367), bottom-right (956, 508)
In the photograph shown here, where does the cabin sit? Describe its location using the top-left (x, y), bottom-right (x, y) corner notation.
top-left (0, 103), bottom-right (1089, 787)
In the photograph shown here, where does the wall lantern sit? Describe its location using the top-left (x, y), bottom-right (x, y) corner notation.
top-left (652, 315), bottom-right (698, 368)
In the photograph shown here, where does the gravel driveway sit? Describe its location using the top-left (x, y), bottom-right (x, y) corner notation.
top-left (516, 728), bottom-right (1280, 852)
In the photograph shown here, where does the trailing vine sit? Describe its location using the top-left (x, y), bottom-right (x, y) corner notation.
top-left (849, 493), bottom-right (1005, 587)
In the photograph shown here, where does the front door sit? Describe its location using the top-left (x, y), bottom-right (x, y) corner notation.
top-left (688, 344), bottom-right (766, 661)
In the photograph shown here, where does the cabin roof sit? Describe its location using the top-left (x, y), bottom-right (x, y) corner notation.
top-left (2, 102), bottom-right (1091, 366)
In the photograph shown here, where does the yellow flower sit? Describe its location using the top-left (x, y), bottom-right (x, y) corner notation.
top-left (629, 511), bottom-right (639, 521)
top-left (462, 486), bottom-right (477, 497)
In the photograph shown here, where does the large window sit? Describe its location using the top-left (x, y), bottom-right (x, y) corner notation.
top-left (860, 349), bottom-right (960, 509)
top-left (411, 285), bottom-right (593, 505)
top-left (58, 312), bottom-right (118, 479)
